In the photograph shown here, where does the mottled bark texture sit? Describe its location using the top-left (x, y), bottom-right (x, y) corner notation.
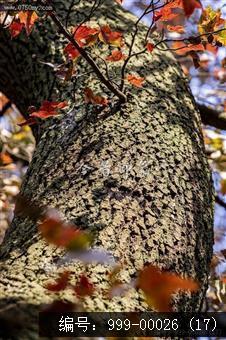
top-left (0, 0), bottom-right (214, 338)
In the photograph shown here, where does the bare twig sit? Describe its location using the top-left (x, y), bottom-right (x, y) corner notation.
top-left (65, 0), bottom-right (76, 28)
top-left (154, 28), bottom-right (226, 51)
top-left (73, 0), bottom-right (102, 33)
top-left (145, 0), bottom-right (159, 42)
top-left (120, 1), bottom-right (155, 91)
top-left (119, 0), bottom-right (166, 91)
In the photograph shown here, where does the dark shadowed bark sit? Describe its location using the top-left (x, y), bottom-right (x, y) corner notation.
top-left (0, 1), bottom-right (214, 338)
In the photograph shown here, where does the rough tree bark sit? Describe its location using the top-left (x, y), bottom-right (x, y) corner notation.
top-left (0, 1), bottom-right (214, 338)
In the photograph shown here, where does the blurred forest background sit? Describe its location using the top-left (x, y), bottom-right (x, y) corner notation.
top-left (0, 0), bottom-right (225, 310)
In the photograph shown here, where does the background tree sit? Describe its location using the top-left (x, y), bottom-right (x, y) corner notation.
top-left (0, 0), bottom-right (221, 337)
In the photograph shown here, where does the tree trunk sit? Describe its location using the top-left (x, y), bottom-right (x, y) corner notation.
top-left (0, 1), bottom-right (214, 338)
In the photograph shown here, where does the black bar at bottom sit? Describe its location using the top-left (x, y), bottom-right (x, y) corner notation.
top-left (39, 312), bottom-right (226, 337)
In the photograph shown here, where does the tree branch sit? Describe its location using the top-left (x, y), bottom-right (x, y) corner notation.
top-left (198, 104), bottom-right (226, 130)
top-left (49, 10), bottom-right (127, 103)
top-left (215, 195), bottom-right (226, 210)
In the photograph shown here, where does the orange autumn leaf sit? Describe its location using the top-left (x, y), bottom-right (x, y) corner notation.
top-left (137, 265), bottom-right (199, 312)
top-left (45, 271), bottom-right (71, 292)
top-left (106, 49), bottom-right (125, 62)
top-left (127, 74), bottom-right (145, 88)
top-left (167, 25), bottom-right (184, 33)
top-left (39, 216), bottom-right (91, 250)
top-left (155, 0), bottom-right (183, 22)
top-left (30, 101), bottom-right (68, 119)
top-left (99, 25), bottom-right (123, 47)
top-left (18, 11), bottom-right (39, 35)
top-left (84, 88), bottom-right (108, 106)
top-left (182, 0), bottom-right (202, 17)
top-left (73, 275), bottom-right (95, 297)
top-left (0, 152), bottom-right (13, 165)
top-left (172, 41), bottom-right (204, 55)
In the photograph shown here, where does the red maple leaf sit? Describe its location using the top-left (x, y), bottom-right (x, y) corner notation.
top-left (9, 21), bottom-right (24, 38)
top-left (106, 49), bottom-right (125, 62)
top-left (45, 271), bottom-right (71, 292)
top-left (155, 0), bottom-right (183, 22)
top-left (64, 43), bottom-right (80, 60)
top-left (73, 25), bottom-right (99, 47)
top-left (172, 41), bottom-right (204, 55)
top-left (99, 25), bottom-right (123, 47)
top-left (167, 25), bottom-right (184, 33)
top-left (73, 275), bottom-right (95, 297)
top-left (30, 101), bottom-right (68, 119)
top-left (182, 0), bottom-right (202, 17)
top-left (9, 11), bottom-right (38, 37)
top-left (39, 216), bottom-right (91, 250)
top-left (64, 25), bottom-right (99, 60)
top-left (146, 42), bottom-right (155, 53)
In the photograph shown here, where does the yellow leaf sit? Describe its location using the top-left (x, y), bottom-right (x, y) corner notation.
top-left (198, 6), bottom-right (224, 36)
top-left (216, 28), bottom-right (226, 45)
top-left (210, 137), bottom-right (223, 150)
